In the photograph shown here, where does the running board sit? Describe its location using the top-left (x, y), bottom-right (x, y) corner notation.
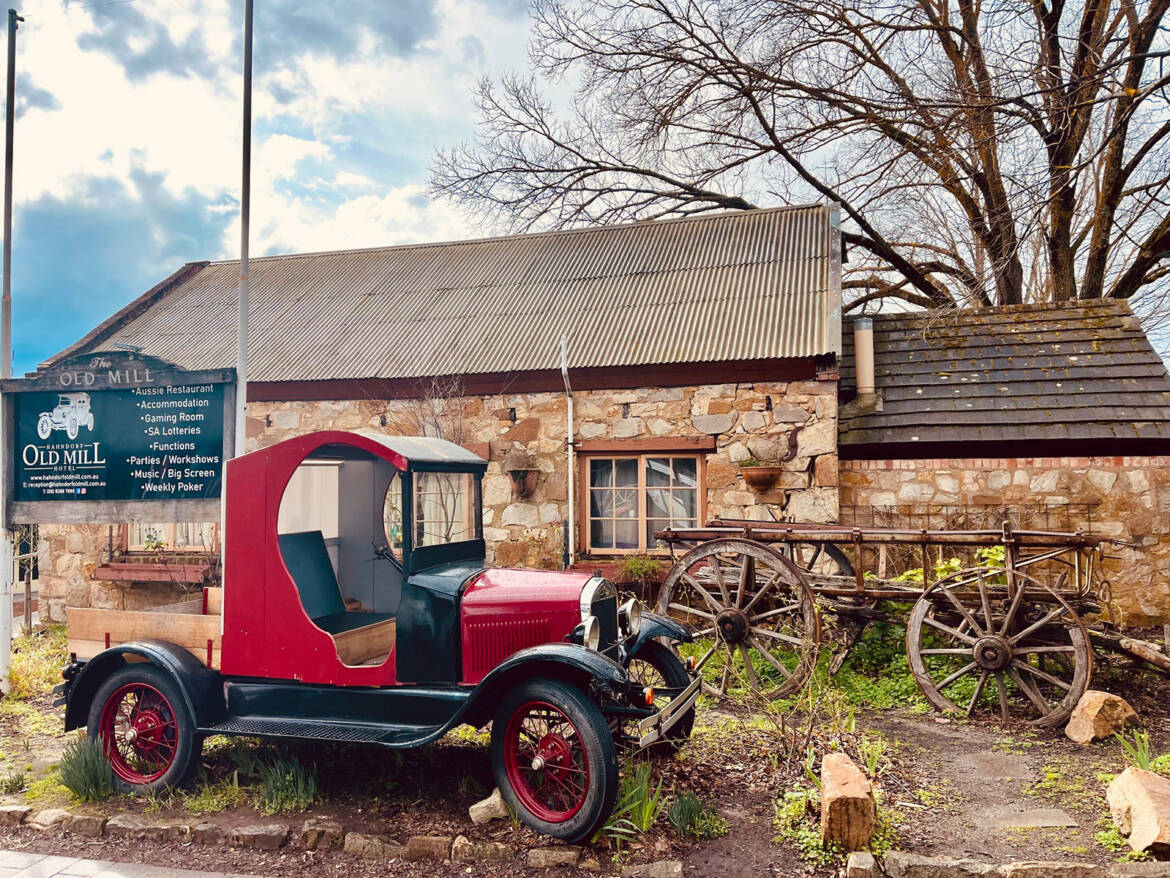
top-left (202, 716), bottom-right (445, 747)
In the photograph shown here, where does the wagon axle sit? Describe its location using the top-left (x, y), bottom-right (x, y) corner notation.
top-left (972, 636), bottom-right (1013, 671)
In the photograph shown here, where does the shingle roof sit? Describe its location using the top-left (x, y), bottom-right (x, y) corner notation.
top-left (839, 300), bottom-right (1170, 451)
top-left (46, 204), bottom-right (840, 381)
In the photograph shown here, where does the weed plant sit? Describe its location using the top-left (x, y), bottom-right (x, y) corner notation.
top-left (0, 771), bottom-right (24, 794)
top-left (668, 791), bottom-right (728, 839)
top-left (593, 760), bottom-right (666, 850)
top-left (1116, 730), bottom-right (1153, 771)
top-left (257, 755), bottom-right (318, 814)
top-left (58, 738), bottom-right (114, 803)
top-left (7, 626), bottom-right (68, 701)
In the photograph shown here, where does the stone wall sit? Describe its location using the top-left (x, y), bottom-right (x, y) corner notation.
top-left (37, 524), bottom-right (194, 622)
top-left (840, 456), bottom-right (1170, 625)
top-left (246, 380), bottom-right (838, 569)
top-left (38, 378), bottom-right (837, 620)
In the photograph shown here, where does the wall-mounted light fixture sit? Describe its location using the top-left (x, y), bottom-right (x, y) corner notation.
top-left (503, 448), bottom-right (538, 498)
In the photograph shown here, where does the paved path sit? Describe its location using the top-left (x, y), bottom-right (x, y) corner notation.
top-left (0, 850), bottom-right (260, 878)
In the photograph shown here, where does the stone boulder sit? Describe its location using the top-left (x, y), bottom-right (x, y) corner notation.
top-left (469, 787), bottom-right (509, 824)
top-left (1107, 767), bottom-right (1170, 853)
top-left (820, 752), bottom-right (876, 851)
top-left (1065, 691), bottom-right (1138, 743)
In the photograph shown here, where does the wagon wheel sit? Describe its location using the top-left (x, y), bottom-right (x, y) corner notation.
top-left (907, 566), bottom-right (1092, 727)
top-left (656, 538), bottom-right (820, 701)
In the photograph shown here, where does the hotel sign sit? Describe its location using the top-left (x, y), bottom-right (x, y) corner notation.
top-left (1, 351), bottom-right (236, 524)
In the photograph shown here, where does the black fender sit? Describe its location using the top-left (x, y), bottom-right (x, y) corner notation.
top-left (63, 640), bottom-right (224, 732)
top-left (624, 611), bottom-right (691, 662)
top-left (459, 642), bottom-right (629, 729)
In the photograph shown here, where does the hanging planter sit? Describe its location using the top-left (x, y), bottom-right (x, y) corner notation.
top-left (737, 459), bottom-right (785, 491)
top-left (503, 448), bottom-right (539, 499)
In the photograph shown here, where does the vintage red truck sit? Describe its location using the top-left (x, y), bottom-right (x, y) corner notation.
top-left (55, 430), bottom-right (700, 841)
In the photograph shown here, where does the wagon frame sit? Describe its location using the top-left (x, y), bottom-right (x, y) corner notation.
top-left (655, 519), bottom-right (1169, 727)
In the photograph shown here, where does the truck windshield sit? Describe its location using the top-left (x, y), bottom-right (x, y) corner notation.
top-left (413, 470), bottom-right (480, 548)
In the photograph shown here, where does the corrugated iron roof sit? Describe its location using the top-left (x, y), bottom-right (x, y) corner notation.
top-left (48, 204), bottom-right (840, 381)
top-left (839, 300), bottom-right (1170, 449)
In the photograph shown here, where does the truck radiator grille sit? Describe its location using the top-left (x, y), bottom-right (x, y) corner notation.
top-left (466, 618), bottom-right (552, 677)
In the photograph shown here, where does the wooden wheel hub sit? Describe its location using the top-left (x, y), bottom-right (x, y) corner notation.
top-left (973, 635), bottom-right (1012, 671)
top-left (716, 608), bottom-right (750, 645)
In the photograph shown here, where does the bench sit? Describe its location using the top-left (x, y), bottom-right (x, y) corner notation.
top-left (278, 530), bottom-right (397, 666)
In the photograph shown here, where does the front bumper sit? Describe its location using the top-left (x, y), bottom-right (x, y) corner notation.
top-left (634, 673), bottom-right (701, 748)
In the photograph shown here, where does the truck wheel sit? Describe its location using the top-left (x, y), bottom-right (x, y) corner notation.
top-left (491, 679), bottom-right (618, 843)
top-left (66, 417), bottom-right (79, 440)
top-left (37, 414), bottom-right (51, 439)
top-left (627, 640), bottom-right (695, 752)
top-left (87, 664), bottom-right (198, 792)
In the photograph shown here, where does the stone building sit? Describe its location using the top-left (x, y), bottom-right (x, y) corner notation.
top-left (839, 301), bottom-right (1170, 625)
top-left (31, 207), bottom-right (1170, 626)
top-left (35, 204), bottom-right (842, 620)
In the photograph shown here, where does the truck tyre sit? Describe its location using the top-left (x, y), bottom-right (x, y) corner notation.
top-left (37, 414), bottom-right (51, 439)
top-left (626, 640), bottom-right (695, 752)
top-left (87, 664), bottom-right (198, 793)
top-left (491, 678), bottom-right (618, 843)
top-left (66, 417), bottom-right (79, 440)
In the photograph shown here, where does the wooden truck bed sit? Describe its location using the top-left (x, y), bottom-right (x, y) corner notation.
top-left (68, 588), bottom-right (223, 669)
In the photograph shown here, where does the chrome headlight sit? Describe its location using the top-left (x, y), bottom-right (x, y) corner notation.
top-left (580, 576), bottom-right (616, 621)
top-left (582, 615), bottom-right (600, 651)
top-left (619, 598), bottom-right (642, 637)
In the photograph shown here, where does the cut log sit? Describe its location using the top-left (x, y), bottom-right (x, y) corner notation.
top-left (821, 752), bottom-right (876, 851)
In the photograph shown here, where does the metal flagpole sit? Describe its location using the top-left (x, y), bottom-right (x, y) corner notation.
top-left (235, 0), bottom-right (252, 452)
top-left (0, 8), bottom-right (22, 696)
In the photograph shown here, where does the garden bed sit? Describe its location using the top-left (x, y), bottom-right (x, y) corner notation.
top-left (3, 624), bottom-right (1169, 876)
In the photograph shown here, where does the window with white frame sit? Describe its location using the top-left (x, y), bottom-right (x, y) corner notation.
top-left (586, 455), bottom-right (700, 552)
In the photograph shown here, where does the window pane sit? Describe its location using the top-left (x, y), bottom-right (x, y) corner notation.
top-left (590, 459), bottom-right (612, 488)
top-left (614, 520), bottom-right (638, 549)
top-left (615, 488), bottom-right (638, 519)
top-left (670, 489), bottom-right (697, 521)
top-left (646, 488), bottom-right (671, 519)
top-left (645, 458), bottom-right (671, 487)
top-left (590, 489), bottom-right (613, 518)
top-left (414, 471), bottom-right (475, 547)
top-left (591, 519), bottom-right (614, 549)
top-left (646, 518), bottom-right (668, 546)
top-left (382, 472), bottom-right (404, 562)
top-left (615, 458), bottom-right (638, 487)
top-left (673, 458), bottom-right (698, 488)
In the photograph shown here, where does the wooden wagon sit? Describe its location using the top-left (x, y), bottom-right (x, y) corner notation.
top-left (655, 519), bottom-right (1170, 727)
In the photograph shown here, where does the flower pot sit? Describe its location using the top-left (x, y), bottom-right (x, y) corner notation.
top-left (739, 465), bottom-right (785, 491)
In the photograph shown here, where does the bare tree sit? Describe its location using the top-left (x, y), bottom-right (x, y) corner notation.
top-left (432, 0), bottom-right (1170, 319)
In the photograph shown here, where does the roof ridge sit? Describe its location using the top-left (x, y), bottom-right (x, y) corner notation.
top-left (204, 202), bottom-right (828, 266)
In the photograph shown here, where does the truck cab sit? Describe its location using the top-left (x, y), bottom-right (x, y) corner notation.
top-left (58, 430), bottom-right (700, 842)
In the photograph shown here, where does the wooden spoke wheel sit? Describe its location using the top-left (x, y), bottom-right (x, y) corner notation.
top-left (656, 538), bottom-right (820, 701)
top-left (907, 566), bottom-right (1092, 727)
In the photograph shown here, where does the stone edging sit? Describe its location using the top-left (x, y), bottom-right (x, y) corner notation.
top-left (845, 850), bottom-right (1170, 878)
top-left (0, 804), bottom-right (684, 875)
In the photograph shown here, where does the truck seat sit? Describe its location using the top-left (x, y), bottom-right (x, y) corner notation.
top-left (277, 530), bottom-right (396, 665)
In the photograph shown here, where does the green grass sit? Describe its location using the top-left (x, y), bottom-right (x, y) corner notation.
top-left (183, 773), bottom-right (249, 814)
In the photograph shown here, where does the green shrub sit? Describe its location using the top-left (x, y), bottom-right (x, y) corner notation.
top-left (618, 554), bottom-right (664, 586)
top-left (257, 756), bottom-right (317, 814)
top-left (8, 626), bottom-right (68, 701)
top-left (58, 738), bottom-right (114, 803)
top-left (668, 791), bottom-right (729, 839)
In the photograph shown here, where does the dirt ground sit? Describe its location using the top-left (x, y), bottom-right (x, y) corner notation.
top-left (2, 630), bottom-right (1169, 876)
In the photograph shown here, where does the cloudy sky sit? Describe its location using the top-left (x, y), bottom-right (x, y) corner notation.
top-left (3, 0), bottom-right (530, 374)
